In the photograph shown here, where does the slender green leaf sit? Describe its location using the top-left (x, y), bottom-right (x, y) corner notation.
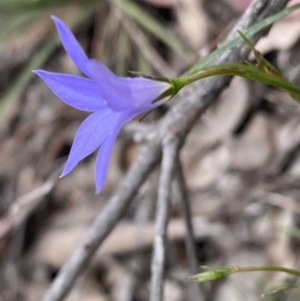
top-left (185, 3), bottom-right (300, 75)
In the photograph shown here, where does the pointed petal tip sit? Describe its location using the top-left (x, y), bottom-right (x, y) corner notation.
top-left (60, 163), bottom-right (74, 178)
top-left (33, 69), bottom-right (46, 76)
top-left (50, 14), bottom-right (91, 78)
top-left (50, 16), bottom-right (64, 30)
top-left (33, 71), bottom-right (108, 111)
top-left (95, 183), bottom-right (104, 195)
top-left (51, 15), bottom-right (62, 24)
top-left (94, 188), bottom-right (101, 195)
top-left (59, 172), bottom-right (66, 179)
top-left (33, 70), bottom-right (52, 81)
top-left (32, 70), bottom-right (40, 76)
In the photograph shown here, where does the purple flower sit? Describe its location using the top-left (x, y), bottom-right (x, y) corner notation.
top-left (34, 16), bottom-right (171, 193)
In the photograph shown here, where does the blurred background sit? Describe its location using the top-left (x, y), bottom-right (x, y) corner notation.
top-left (1, 0), bottom-right (300, 300)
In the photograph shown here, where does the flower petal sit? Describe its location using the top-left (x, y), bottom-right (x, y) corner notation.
top-left (94, 133), bottom-right (118, 193)
top-left (127, 77), bottom-right (169, 111)
top-left (88, 60), bottom-right (169, 112)
top-left (34, 70), bottom-right (107, 111)
top-left (60, 109), bottom-right (123, 177)
top-left (94, 114), bottom-right (128, 193)
top-left (51, 15), bottom-right (92, 77)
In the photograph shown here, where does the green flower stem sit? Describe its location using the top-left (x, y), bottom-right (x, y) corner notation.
top-left (169, 65), bottom-right (300, 102)
top-left (183, 67), bottom-right (286, 88)
top-left (192, 265), bottom-right (300, 283)
top-left (229, 266), bottom-right (300, 278)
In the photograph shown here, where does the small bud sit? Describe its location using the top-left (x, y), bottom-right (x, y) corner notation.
top-left (191, 266), bottom-right (237, 283)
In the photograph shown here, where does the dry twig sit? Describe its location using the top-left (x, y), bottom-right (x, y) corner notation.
top-left (175, 158), bottom-right (205, 300)
top-left (150, 139), bottom-right (178, 301)
top-left (0, 180), bottom-right (54, 239)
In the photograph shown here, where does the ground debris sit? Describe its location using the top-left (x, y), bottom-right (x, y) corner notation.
top-left (1, 1), bottom-right (300, 300)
